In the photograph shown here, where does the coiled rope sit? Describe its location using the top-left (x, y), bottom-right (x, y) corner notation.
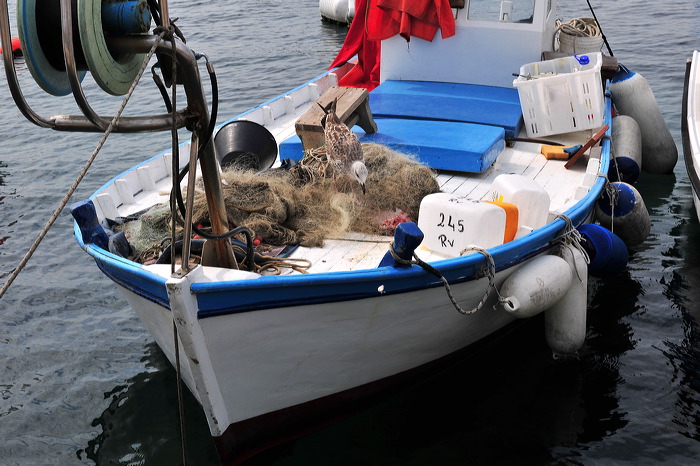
top-left (554, 17), bottom-right (601, 53)
top-left (555, 3), bottom-right (614, 57)
top-left (556, 17), bottom-right (601, 39)
top-left (0, 31), bottom-right (167, 300)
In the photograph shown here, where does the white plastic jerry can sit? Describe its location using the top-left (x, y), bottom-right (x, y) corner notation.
top-left (491, 174), bottom-right (550, 237)
top-left (417, 193), bottom-right (506, 257)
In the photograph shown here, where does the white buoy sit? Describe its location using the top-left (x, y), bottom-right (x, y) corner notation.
top-left (545, 244), bottom-right (588, 356)
top-left (594, 181), bottom-right (651, 247)
top-left (499, 255), bottom-right (572, 319)
top-left (609, 65), bottom-right (677, 174)
top-left (610, 115), bottom-right (642, 183)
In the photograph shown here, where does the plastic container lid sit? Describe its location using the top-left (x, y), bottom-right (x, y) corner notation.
top-left (575, 55), bottom-right (590, 65)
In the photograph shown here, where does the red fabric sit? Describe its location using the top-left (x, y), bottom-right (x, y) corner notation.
top-left (368, 0), bottom-right (456, 42)
top-left (328, 0), bottom-right (456, 91)
top-left (329, 0), bottom-right (381, 90)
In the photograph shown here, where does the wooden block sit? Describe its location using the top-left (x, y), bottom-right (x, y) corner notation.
top-left (295, 86), bottom-right (377, 151)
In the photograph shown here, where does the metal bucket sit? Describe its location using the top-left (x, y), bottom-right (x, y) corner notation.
top-left (214, 120), bottom-right (278, 171)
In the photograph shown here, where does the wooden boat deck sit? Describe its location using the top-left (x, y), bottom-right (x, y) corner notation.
top-left (282, 137), bottom-right (597, 275)
top-left (91, 124), bottom-right (598, 277)
top-left (90, 69), bottom-right (602, 278)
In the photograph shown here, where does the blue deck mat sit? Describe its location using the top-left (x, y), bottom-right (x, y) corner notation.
top-left (279, 117), bottom-right (505, 173)
top-left (369, 80), bottom-right (523, 138)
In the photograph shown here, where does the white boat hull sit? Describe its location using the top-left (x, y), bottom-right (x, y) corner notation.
top-left (113, 259), bottom-right (526, 455)
top-left (144, 270), bottom-right (512, 417)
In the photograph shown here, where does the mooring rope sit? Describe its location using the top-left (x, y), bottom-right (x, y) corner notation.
top-left (596, 172), bottom-right (619, 234)
top-left (388, 243), bottom-right (506, 315)
top-left (0, 31), bottom-right (167, 300)
top-left (597, 135), bottom-right (621, 234)
top-left (600, 134), bottom-right (622, 183)
top-left (554, 214), bottom-right (590, 285)
top-left (459, 245), bottom-right (510, 312)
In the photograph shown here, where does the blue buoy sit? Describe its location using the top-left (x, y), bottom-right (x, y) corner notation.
top-left (577, 223), bottom-right (628, 276)
top-left (594, 182), bottom-right (651, 247)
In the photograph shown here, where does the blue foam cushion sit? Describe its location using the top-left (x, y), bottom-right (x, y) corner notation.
top-left (279, 117), bottom-right (504, 173)
top-left (369, 80), bottom-right (523, 138)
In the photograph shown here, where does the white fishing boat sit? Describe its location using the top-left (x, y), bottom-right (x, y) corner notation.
top-left (1, 0), bottom-right (671, 462)
top-left (683, 50), bottom-right (700, 220)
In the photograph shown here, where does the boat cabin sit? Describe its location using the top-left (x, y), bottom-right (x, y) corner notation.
top-left (381, 0), bottom-right (558, 87)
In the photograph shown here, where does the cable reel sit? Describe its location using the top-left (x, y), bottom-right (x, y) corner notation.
top-left (17, 0), bottom-right (152, 96)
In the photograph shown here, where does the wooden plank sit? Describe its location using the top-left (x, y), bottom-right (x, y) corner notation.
top-left (327, 241), bottom-right (386, 272)
top-left (564, 125), bottom-right (609, 169)
top-left (435, 173), bottom-right (454, 188)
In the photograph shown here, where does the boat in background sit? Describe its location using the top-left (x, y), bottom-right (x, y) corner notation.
top-left (683, 50), bottom-right (700, 220)
top-left (320, 0), bottom-right (354, 25)
top-left (1, 0), bottom-right (671, 462)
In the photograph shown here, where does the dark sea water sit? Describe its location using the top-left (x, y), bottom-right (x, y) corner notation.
top-left (1, 0), bottom-right (699, 464)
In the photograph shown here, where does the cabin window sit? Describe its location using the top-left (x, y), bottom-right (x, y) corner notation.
top-left (467, 0), bottom-right (535, 23)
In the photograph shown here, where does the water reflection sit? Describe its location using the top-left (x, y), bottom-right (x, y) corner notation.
top-left (0, 159), bottom-right (15, 259)
top-left (664, 201), bottom-right (700, 443)
top-left (79, 342), bottom-right (219, 465)
top-left (0, 159), bottom-right (6, 186)
top-left (586, 273), bottom-right (641, 355)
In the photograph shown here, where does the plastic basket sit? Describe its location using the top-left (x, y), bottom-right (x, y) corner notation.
top-left (513, 53), bottom-right (604, 137)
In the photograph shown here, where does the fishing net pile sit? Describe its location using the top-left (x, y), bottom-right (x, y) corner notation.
top-left (119, 143), bottom-right (440, 258)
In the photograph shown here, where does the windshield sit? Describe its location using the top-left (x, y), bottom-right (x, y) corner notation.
top-left (467, 0), bottom-right (536, 23)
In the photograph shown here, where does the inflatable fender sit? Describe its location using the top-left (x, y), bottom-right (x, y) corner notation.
top-left (610, 65), bottom-right (677, 174)
top-left (499, 255), bottom-right (572, 318)
top-left (595, 182), bottom-right (651, 247)
top-left (545, 243), bottom-right (588, 356)
top-left (609, 115), bottom-right (642, 183)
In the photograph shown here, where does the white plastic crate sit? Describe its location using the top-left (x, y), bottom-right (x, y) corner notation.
top-left (513, 53), bottom-right (604, 137)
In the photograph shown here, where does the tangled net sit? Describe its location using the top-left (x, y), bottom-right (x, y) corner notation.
top-left (118, 143), bottom-right (440, 258)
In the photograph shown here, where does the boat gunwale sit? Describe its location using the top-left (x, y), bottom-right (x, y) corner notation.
top-left (73, 76), bottom-right (612, 316)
